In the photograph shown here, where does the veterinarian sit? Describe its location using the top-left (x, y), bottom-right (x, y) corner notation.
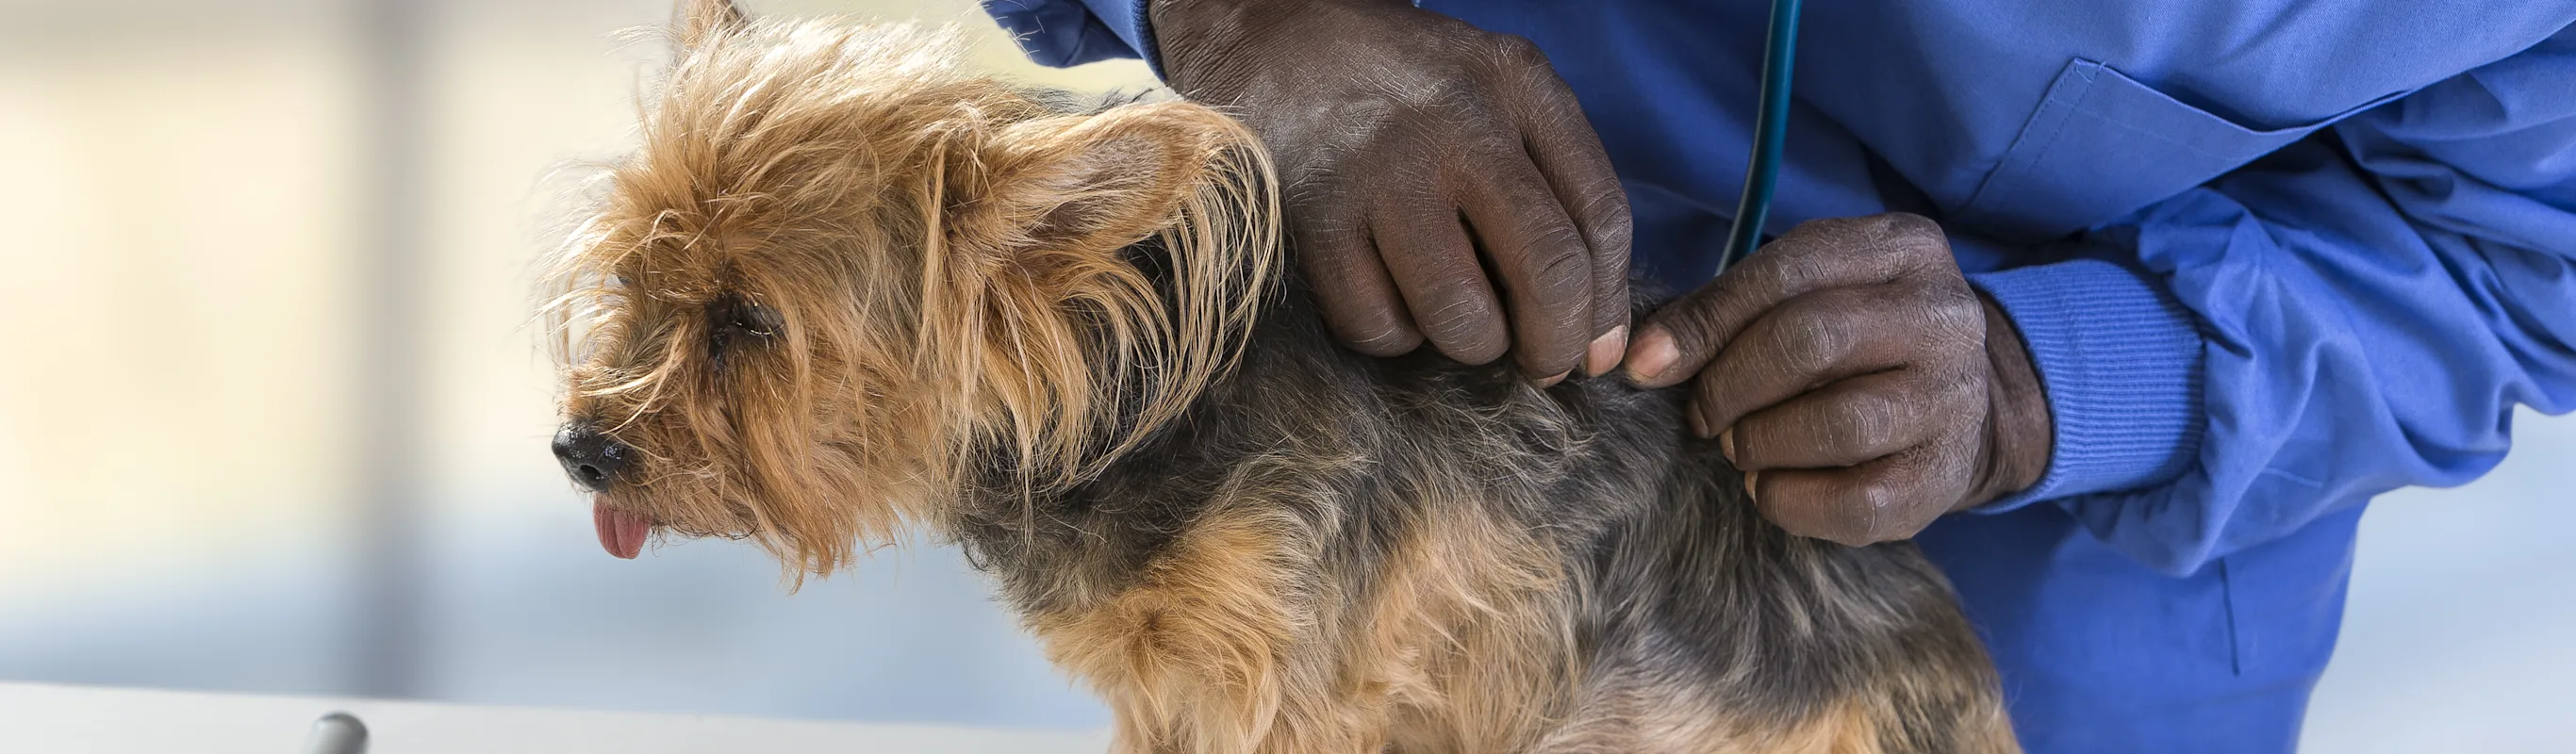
top-left (984, 1), bottom-right (2576, 750)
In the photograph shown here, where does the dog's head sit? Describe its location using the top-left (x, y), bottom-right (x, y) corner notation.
top-left (543, 0), bottom-right (1276, 575)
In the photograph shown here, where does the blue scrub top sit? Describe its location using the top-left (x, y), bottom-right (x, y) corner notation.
top-left (985, 1), bottom-right (2576, 750)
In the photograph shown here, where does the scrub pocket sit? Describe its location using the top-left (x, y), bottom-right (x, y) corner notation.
top-left (1952, 58), bottom-right (2409, 245)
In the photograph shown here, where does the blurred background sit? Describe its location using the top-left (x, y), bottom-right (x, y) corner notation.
top-left (0, 0), bottom-right (2565, 750)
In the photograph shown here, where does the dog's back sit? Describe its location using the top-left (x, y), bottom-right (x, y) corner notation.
top-left (955, 281), bottom-right (2017, 753)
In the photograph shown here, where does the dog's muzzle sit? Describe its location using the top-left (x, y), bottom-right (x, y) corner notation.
top-left (552, 423), bottom-right (636, 493)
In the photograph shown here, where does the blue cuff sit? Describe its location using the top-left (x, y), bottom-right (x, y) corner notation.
top-left (982, 0), bottom-right (1161, 74)
top-left (1082, 0), bottom-right (1161, 76)
top-left (1967, 258), bottom-right (2206, 511)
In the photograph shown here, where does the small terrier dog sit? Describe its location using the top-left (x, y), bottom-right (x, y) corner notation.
top-left (546, 3), bottom-right (2016, 751)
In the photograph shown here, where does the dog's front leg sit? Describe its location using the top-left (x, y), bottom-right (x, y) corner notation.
top-left (1036, 508), bottom-right (1387, 753)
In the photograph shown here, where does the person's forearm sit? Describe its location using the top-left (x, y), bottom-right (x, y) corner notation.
top-left (1963, 256), bottom-right (2204, 514)
top-left (1965, 27), bottom-right (2576, 575)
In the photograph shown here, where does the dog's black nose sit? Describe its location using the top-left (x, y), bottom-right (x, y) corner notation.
top-left (553, 424), bottom-right (634, 492)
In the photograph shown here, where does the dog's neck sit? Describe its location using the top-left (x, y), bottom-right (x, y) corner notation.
top-left (935, 256), bottom-right (1337, 590)
top-left (937, 252), bottom-right (1690, 619)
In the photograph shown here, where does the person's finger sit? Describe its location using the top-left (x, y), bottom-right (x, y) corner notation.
top-left (1287, 204), bottom-right (1424, 357)
top-left (1454, 135), bottom-right (1593, 379)
top-left (1373, 197), bottom-right (1511, 366)
top-left (1501, 54), bottom-right (1634, 372)
top-left (1688, 284), bottom-right (1982, 434)
top-left (1716, 370), bottom-right (1956, 470)
top-left (1748, 446), bottom-right (1957, 547)
top-left (1623, 217), bottom-right (1930, 388)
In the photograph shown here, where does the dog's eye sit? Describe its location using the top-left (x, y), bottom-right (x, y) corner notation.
top-left (728, 309), bottom-right (774, 336)
top-left (713, 297), bottom-right (780, 340)
top-left (707, 297), bottom-right (779, 369)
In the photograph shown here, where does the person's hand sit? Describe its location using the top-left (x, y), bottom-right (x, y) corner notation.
top-left (1150, 0), bottom-right (1633, 383)
top-left (1621, 214), bottom-right (2054, 546)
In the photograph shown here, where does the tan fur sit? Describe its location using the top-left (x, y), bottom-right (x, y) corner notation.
top-left (544, 10), bottom-right (1276, 576)
top-left (1031, 479), bottom-right (1582, 754)
top-left (1032, 506), bottom-right (1330, 752)
top-left (1535, 689), bottom-right (1849, 754)
top-left (1362, 487), bottom-right (1582, 754)
top-left (1764, 699), bottom-right (1888, 754)
top-left (1538, 655), bottom-right (2015, 753)
top-left (1946, 701), bottom-right (2022, 754)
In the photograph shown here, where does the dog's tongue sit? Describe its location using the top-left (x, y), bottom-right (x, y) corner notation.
top-left (593, 501), bottom-right (651, 560)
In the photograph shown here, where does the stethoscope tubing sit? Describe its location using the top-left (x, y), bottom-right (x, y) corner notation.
top-left (1715, 0), bottom-right (1803, 274)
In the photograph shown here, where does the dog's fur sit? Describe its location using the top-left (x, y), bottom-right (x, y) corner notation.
top-left (545, 3), bottom-right (2017, 751)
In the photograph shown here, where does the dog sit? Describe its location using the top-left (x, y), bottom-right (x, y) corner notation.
top-left (544, 2), bottom-right (2016, 751)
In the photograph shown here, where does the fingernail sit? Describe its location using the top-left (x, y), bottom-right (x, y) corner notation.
top-left (1537, 370), bottom-right (1571, 388)
top-left (1687, 407), bottom-right (1709, 437)
top-left (1719, 427), bottom-right (1736, 464)
top-left (1742, 470), bottom-right (1760, 500)
top-left (1584, 325), bottom-right (1627, 377)
top-left (1623, 327), bottom-right (1678, 383)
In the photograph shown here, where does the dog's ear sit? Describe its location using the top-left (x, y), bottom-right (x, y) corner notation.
top-left (928, 101), bottom-right (1279, 487)
top-left (968, 104), bottom-right (1258, 258)
top-left (673, 0), bottom-right (748, 56)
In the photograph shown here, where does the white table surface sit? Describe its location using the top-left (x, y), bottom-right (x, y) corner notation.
top-left (0, 681), bottom-right (1109, 753)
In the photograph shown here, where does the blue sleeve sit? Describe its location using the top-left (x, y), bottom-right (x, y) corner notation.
top-left (979, 0), bottom-right (1161, 74)
top-left (1963, 27), bottom-right (2576, 577)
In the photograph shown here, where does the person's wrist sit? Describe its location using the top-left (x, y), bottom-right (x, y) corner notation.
top-left (1964, 291), bottom-right (2052, 510)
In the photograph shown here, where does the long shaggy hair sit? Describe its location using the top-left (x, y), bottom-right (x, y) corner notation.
top-left (545, 3), bottom-right (2019, 752)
